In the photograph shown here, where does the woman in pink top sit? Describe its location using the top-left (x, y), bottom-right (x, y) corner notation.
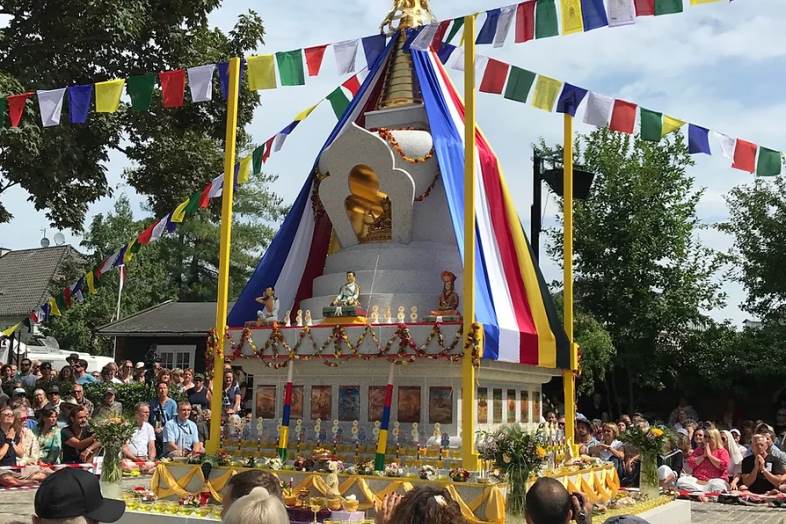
top-left (676, 428), bottom-right (730, 493)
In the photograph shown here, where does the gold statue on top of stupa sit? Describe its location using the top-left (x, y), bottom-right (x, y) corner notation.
top-left (380, 0), bottom-right (436, 33)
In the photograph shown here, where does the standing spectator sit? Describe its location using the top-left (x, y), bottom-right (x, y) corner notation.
top-left (186, 374), bottom-right (211, 410)
top-left (223, 370), bottom-right (241, 415)
top-left (57, 365), bottom-right (76, 385)
top-left (739, 434), bottom-right (786, 493)
top-left (157, 370), bottom-right (171, 386)
top-left (149, 382), bottom-right (177, 453)
top-left (669, 398), bottom-right (699, 426)
top-left (61, 406), bottom-right (99, 464)
top-left (0, 364), bottom-right (14, 385)
top-left (171, 369), bottom-right (185, 394)
top-left (35, 362), bottom-right (56, 390)
top-left (678, 428), bottom-right (730, 492)
top-left (122, 403), bottom-right (156, 474)
top-left (118, 361), bottom-right (134, 384)
top-left (18, 359), bottom-right (36, 388)
top-left (721, 429), bottom-right (743, 479)
top-left (163, 401), bottom-right (203, 458)
top-left (31, 388), bottom-right (47, 412)
top-left (35, 407), bottom-right (61, 464)
top-left (71, 383), bottom-right (94, 417)
top-left (93, 388), bottom-right (123, 420)
top-left (101, 363), bottom-right (123, 385)
top-left (66, 353), bottom-right (80, 367)
top-left (133, 363), bottom-right (146, 384)
top-left (196, 408), bottom-right (211, 443)
top-left (13, 407), bottom-right (40, 466)
top-left (74, 359), bottom-right (97, 385)
top-left (575, 414), bottom-right (598, 455)
top-left (181, 369), bottom-right (195, 391)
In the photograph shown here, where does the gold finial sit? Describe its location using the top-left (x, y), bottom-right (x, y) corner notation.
top-left (380, 0), bottom-right (436, 33)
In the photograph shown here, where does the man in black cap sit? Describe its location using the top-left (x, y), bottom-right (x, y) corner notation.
top-left (35, 362), bottom-right (55, 391)
top-left (93, 388), bottom-right (122, 420)
top-left (66, 353), bottom-right (80, 366)
top-left (34, 467), bottom-right (125, 523)
top-left (46, 384), bottom-right (62, 416)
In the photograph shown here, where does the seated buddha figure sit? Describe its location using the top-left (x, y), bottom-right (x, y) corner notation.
top-left (332, 271), bottom-right (360, 307)
top-left (430, 271), bottom-right (460, 317)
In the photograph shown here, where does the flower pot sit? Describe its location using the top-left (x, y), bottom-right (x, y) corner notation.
top-left (639, 451), bottom-right (660, 500)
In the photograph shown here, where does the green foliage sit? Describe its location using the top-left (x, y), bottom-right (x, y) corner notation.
top-left (618, 425), bottom-right (672, 455)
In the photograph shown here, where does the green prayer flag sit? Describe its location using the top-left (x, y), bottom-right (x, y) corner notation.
top-left (326, 87), bottom-right (350, 119)
top-left (639, 108), bottom-right (663, 142)
top-left (276, 50), bottom-right (305, 86)
top-left (655, 0), bottom-right (683, 15)
top-left (252, 145), bottom-right (264, 174)
top-left (184, 190), bottom-right (202, 217)
top-left (756, 147), bottom-right (782, 177)
top-left (0, 98), bottom-right (6, 127)
top-left (446, 18), bottom-right (465, 44)
top-left (127, 73), bottom-right (156, 111)
top-left (504, 66), bottom-right (536, 103)
top-left (55, 293), bottom-right (66, 313)
top-left (536, 0), bottom-right (559, 39)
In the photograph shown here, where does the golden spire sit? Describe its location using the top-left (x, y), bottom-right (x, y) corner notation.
top-left (380, 0), bottom-right (436, 33)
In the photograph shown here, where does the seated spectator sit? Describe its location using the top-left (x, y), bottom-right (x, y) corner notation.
top-left (35, 407), bottom-right (61, 464)
top-left (74, 359), bottom-right (97, 385)
top-left (223, 370), bottom-right (241, 415)
top-left (575, 414), bottom-right (598, 455)
top-left (721, 429), bottom-right (743, 479)
top-left (62, 406), bottom-right (99, 464)
top-left (591, 423), bottom-right (624, 476)
top-left (222, 487), bottom-right (289, 524)
top-left (13, 407), bottom-right (40, 465)
top-left (186, 373), bottom-right (211, 410)
top-left (677, 428), bottom-right (729, 492)
top-left (691, 428), bottom-right (705, 450)
top-left (122, 402), bottom-right (156, 474)
top-left (32, 388), bottom-right (47, 412)
top-left (163, 401), bottom-right (203, 458)
top-left (374, 486), bottom-right (467, 524)
top-left (133, 362), bottom-right (146, 383)
top-left (158, 370), bottom-right (171, 386)
top-left (119, 360), bottom-right (134, 384)
top-left (33, 468), bottom-right (125, 523)
top-left (72, 383), bottom-right (94, 417)
top-left (739, 434), bottom-right (786, 494)
top-left (221, 470), bottom-right (284, 517)
top-left (101, 362), bottom-right (123, 385)
top-left (657, 434), bottom-right (686, 489)
top-left (46, 384), bottom-right (62, 415)
top-left (18, 358), bottom-right (36, 388)
top-left (0, 406), bottom-right (21, 466)
top-left (93, 388), bottom-right (123, 420)
top-left (524, 477), bottom-right (592, 524)
top-left (150, 381), bottom-right (177, 435)
top-left (57, 365), bottom-right (76, 385)
top-left (617, 419), bottom-right (627, 434)
top-left (181, 369), bottom-right (195, 391)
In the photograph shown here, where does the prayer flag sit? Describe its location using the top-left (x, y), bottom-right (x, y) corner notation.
top-left (183, 190), bottom-right (202, 217)
top-left (477, 8), bottom-right (501, 45)
top-left (252, 145), bottom-right (265, 175)
top-left (402, 28), bottom-right (419, 53)
top-left (150, 214), bottom-right (170, 241)
top-left (654, 0), bottom-right (682, 15)
top-left (247, 55), bottom-right (277, 91)
top-left (411, 24), bottom-right (439, 51)
top-left (333, 40), bottom-right (359, 75)
top-left (326, 87), bottom-right (350, 119)
top-left (584, 92), bottom-right (614, 128)
top-left (126, 73), bottom-right (155, 111)
top-left (494, 5), bottom-right (517, 47)
top-left (276, 50), bottom-right (306, 86)
top-left (262, 137), bottom-right (274, 163)
top-left (113, 245), bottom-right (128, 268)
top-left (7, 92), bottom-right (32, 127)
top-left (756, 147), bottom-right (782, 177)
top-left (218, 62), bottom-right (230, 99)
top-left (280, 120), bottom-right (299, 136)
top-left (688, 124), bottom-right (711, 155)
top-left (124, 240), bottom-right (139, 265)
top-left (67, 84), bottom-right (93, 124)
top-left (304, 45), bottom-right (328, 77)
top-left (536, 0), bottom-right (560, 38)
top-left (432, 20), bottom-right (451, 50)
top-left (63, 287), bottom-right (72, 308)
top-left (713, 132), bottom-right (736, 160)
top-left (531, 75), bottom-right (563, 111)
top-left (446, 17), bottom-right (465, 44)
top-left (137, 221), bottom-right (156, 246)
top-left (634, 0), bottom-right (655, 15)
top-left (690, 0), bottom-right (720, 4)
top-left (273, 133), bottom-right (287, 153)
top-left (362, 34), bottom-right (387, 65)
top-left (237, 155), bottom-right (252, 184)
top-left (171, 198), bottom-right (190, 223)
top-left (516, 1), bottom-right (537, 43)
top-left (581, 0), bottom-right (609, 30)
top-left (555, 83), bottom-right (588, 116)
top-left (608, 0), bottom-right (636, 26)
top-left (448, 47), bottom-right (465, 71)
top-left (49, 297), bottom-right (61, 317)
top-left (85, 272), bottom-right (96, 294)
top-left (160, 69), bottom-right (186, 108)
top-left (294, 104), bottom-right (318, 122)
top-left (37, 88), bottom-right (66, 127)
top-left (55, 293), bottom-right (66, 314)
top-left (504, 66), bottom-right (536, 103)
top-left (561, 0), bottom-right (585, 34)
top-left (1, 323), bottom-right (20, 337)
top-left (187, 64), bottom-right (216, 102)
top-left (479, 58), bottom-right (510, 94)
top-left (639, 108), bottom-right (663, 141)
top-left (199, 181), bottom-right (213, 209)
top-left (661, 115), bottom-right (685, 136)
top-left (342, 76), bottom-right (361, 97)
top-left (437, 44), bottom-right (457, 64)
top-left (732, 139), bottom-right (757, 173)
top-left (609, 100), bottom-right (637, 134)
top-left (207, 175), bottom-right (224, 199)
top-left (95, 79), bottom-right (125, 113)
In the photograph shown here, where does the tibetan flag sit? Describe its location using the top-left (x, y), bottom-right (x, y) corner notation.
top-left (326, 86), bottom-right (350, 119)
top-left (479, 58), bottom-right (509, 94)
top-left (237, 155), bottom-right (252, 185)
top-left (504, 66), bottom-right (536, 103)
top-left (445, 17), bottom-right (465, 44)
top-left (634, 0), bottom-right (655, 15)
top-left (581, 0), bottom-right (609, 30)
top-left (137, 221), bottom-right (156, 246)
top-left (531, 75), bottom-right (563, 112)
top-left (276, 50), bottom-right (306, 86)
top-left (7, 92), bottom-right (32, 127)
top-left (85, 271), bottom-right (96, 294)
top-left (342, 76), bottom-right (362, 97)
top-left (1, 323), bottom-right (20, 337)
top-left (333, 40), bottom-right (359, 75)
top-left (536, 0), bottom-right (560, 38)
top-left (561, 0), bottom-right (584, 35)
top-left (187, 64), bottom-right (216, 103)
top-left (655, 0), bottom-right (682, 15)
top-left (67, 84), bottom-right (93, 124)
top-left (171, 198), bottom-right (190, 223)
top-left (477, 8), bottom-right (501, 45)
top-left (160, 69), bottom-right (186, 108)
top-left (49, 297), bottom-right (62, 317)
top-left (304, 45), bottom-right (328, 77)
top-left (756, 147), bottom-right (782, 177)
top-left (247, 55), bottom-right (277, 91)
top-left (609, 100), bottom-right (637, 134)
top-left (608, 0), bottom-right (636, 26)
top-left (95, 79), bottom-right (125, 113)
top-left (584, 92), bottom-right (614, 128)
top-left (555, 83), bottom-right (588, 117)
top-left (516, 1), bottom-right (537, 43)
top-left (362, 34), bottom-right (387, 66)
top-left (494, 5), bottom-right (516, 47)
top-left (37, 88), bottom-right (67, 127)
top-left (127, 73), bottom-right (155, 111)
top-left (661, 115), bottom-right (685, 136)
top-left (732, 139), bottom-right (757, 173)
top-left (688, 124), bottom-right (711, 155)
top-left (639, 108), bottom-right (662, 141)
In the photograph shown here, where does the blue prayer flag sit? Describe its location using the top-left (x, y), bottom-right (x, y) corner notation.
top-left (362, 34), bottom-right (387, 68)
top-left (688, 124), bottom-right (711, 155)
top-left (218, 60), bottom-right (246, 101)
top-left (476, 9), bottom-right (501, 45)
top-left (437, 44), bottom-right (457, 65)
top-left (580, 0), bottom-right (609, 31)
top-left (280, 120), bottom-right (300, 136)
top-left (556, 83), bottom-right (588, 117)
top-left (67, 84), bottom-right (93, 124)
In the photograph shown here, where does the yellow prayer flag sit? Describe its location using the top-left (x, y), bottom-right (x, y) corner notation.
top-left (95, 79), bottom-right (126, 112)
top-left (237, 156), bottom-right (252, 185)
top-left (560, 0), bottom-right (584, 35)
top-left (294, 104), bottom-right (318, 122)
top-left (123, 240), bottom-right (136, 265)
top-left (1, 323), bottom-right (20, 337)
top-left (171, 199), bottom-right (190, 223)
top-left (247, 55), bottom-right (277, 91)
top-left (690, 0), bottom-right (721, 4)
top-left (531, 75), bottom-right (563, 112)
top-left (661, 115), bottom-right (686, 136)
top-left (49, 297), bottom-right (61, 317)
top-left (85, 271), bottom-right (96, 294)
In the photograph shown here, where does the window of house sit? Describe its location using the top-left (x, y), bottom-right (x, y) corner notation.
top-left (155, 345), bottom-right (195, 370)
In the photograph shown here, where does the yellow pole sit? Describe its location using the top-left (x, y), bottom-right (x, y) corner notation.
top-left (206, 57), bottom-right (242, 455)
top-left (562, 114), bottom-right (577, 446)
top-left (461, 14), bottom-right (479, 472)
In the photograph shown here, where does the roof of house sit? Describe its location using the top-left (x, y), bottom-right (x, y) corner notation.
top-left (96, 301), bottom-right (230, 337)
top-left (0, 246), bottom-right (83, 321)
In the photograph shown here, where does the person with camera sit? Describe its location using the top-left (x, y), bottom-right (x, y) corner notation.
top-left (525, 478), bottom-right (593, 524)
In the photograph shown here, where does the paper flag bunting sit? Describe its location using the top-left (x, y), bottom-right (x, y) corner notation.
top-left (187, 64), bottom-right (216, 102)
top-left (531, 75), bottom-right (563, 112)
top-left (68, 84), bottom-right (93, 124)
top-left (305, 45), bottom-right (328, 77)
top-left (160, 69), bottom-right (187, 108)
top-left (247, 55), bottom-right (277, 91)
top-left (95, 79), bottom-right (125, 113)
top-left (37, 88), bottom-right (67, 127)
top-left (608, 0), bottom-right (636, 26)
top-left (732, 139), bottom-right (757, 173)
top-left (561, 0), bottom-right (585, 35)
top-left (127, 73), bottom-right (155, 111)
top-left (333, 39), bottom-right (359, 75)
top-left (516, 1), bottom-right (537, 43)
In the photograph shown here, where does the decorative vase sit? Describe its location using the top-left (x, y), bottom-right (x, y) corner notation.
top-left (506, 465), bottom-right (529, 518)
top-left (639, 451), bottom-right (660, 500)
top-left (100, 446), bottom-right (123, 500)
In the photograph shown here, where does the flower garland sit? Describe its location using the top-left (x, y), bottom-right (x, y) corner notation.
top-left (464, 322), bottom-right (483, 367)
top-left (377, 128), bottom-right (435, 164)
top-left (414, 171), bottom-right (440, 202)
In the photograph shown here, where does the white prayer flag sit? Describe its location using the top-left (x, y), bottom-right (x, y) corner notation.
top-left (449, 47), bottom-right (466, 71)
top-left (494, 5), bottom-right (517, 48)
top-left (36, 88), bottom-right (67, 127)
top-left (411, 23), bottom-right (439, 50)
top-left (333, 39), bottom-right (359, 74)
top-left (583, 92), bottom-right (615, 128)
top-left (608, 0), bottom-right (636, 27)
top-left (713, 132), bottom-right (736, 160)
top-left (150, 214), bottom-right (170, 241)
top-left (187, 64), bottom-right (216, 103)
top-left (273, 133), bottom-right (288, 152)
top-left (207, 175), bottom-right (224, 199)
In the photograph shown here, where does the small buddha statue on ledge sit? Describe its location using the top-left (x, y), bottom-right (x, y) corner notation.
top-left (426, 271), bottom-right (461, 322)
top-left (255, 286), bottom-right (279, 325)
top-left (323, 271), bottom-right (367, 321)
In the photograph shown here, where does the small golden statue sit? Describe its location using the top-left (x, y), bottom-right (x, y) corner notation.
top-left (380, 0), bottom-right (436, 33)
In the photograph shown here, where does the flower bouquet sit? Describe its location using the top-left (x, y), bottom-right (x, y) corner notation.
top-left (449, 467), bottom-right (470, 482)
top-left (384, 462), bottom-right (404, 478)
top-left (618, 425), bottom-right (672, 500)
top-left (419, 464), bottom-right (436, 481)
top-left (92, 417), bottom-right (137, 485)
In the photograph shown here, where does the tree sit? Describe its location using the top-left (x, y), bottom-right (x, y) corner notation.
top-left (544, 129), bottom-right (724, 409)
top-left (0, 2), bottom-right (265, 229)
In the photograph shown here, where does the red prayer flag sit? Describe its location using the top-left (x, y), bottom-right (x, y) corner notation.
top-left (634, 0), bottom-right (655, 15)
top-left (63, 287), bottom-right (72, 308)
top-left (137, 221), bottom-right (156, 246)
top-left (160, 69), bottom-right (186, 108)
top-left (342, 75), bottom-right (361, 97)
top-left (432, 20), bottom-right (451, 50)
top-left (304, 45), bottom-right (328, 77)
top-left (262, 137), bottom-right (275, 162)
top-left (199, 182), bottom-right (212, 209)
top-left (515, 1), bottom-right (536, 43)
top-left (479, 58), bottom-right (510, 95)
top-left (609, 100), bottom-right (638, 134)
top-left (732, 139), bottom-right (757, 173)
top-left (7, 92), bottom-right (33, 127)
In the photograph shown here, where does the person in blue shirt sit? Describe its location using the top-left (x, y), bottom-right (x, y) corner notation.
top-left (163, 401), bottom-right (203, 458)
top-left (74, 360), bottom-right (97, 385)
top-left (149, 382), bottom-right (177, 427)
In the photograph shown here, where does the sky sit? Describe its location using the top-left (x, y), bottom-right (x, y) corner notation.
top-left (1, 0), bottom-right (784, 327)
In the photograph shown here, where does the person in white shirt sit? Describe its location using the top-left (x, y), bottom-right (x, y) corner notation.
top-left (122, 402), bottom-right (157, 474)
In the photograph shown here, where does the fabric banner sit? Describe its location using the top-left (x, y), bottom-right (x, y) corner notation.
top-left (304, 45), bottom-right (328, 77)
top-left (326, 87), bottom-right (351, 119)
top-left (479, 58), bottom-right (510, 94)
top-left (757, 147), bottom-right (782, 177)
top-left (37, 88), bottom-right (67, 127)
top-left (531, 75), bottom-right (563, 111)
top-left (445, 17), bottom-right (465, 44)
top-left (608, 0), bottom-right (636, 26)
top-left (655, 0), bottom-right (683, 15)
top-left (581, 0), bottom-right (609, 30)
top-left (127, 73), bottom-right (156, 111)
top-left (688, 124), bottom-right (711, 154)
top-left (561, 0), bottom-right (585, 34)
top-left (187, 64), bottom-right (216, 102)
top-left (661, 115), bottom-right (685, 136)
top-left (516, 1), bottom-right (537, 43)
top-left (432, 20), bottom-right (451, 50)
top-left (536, 0), bottom-right (560, 38)
top-left (411, 24), bottom-right (439, 51)
top-left (247, 55), bottom-right (277, 91)
top-left (634, 0), bottom-right (655, 15)
top-left (1, 323), bottom-right (20, 337)
top-left (584, 92), bottom-right (614, 128)
top-left (640, 108), bottom-right (663, 141)
top-left (294, 104), bottom-right (318, 122)
top-left (504, 66), bottom-right (536, 103)
top-left (555, 83), bottom-right (588, 116)
top-left (609, 100), bottom-right (637, 134)
top-left (333, 40), bottom-right (359, 75)
top-left (477, 8), bottom-right (501, 45)
top-left (714, 132), bottom-right (736, 160)
top-left (276, 50), bottom-right (306, 86)
top-left (67, 84), bottom-right (93, 124)
top-left (160, 69), bottom-right (186, 108)
top-left (95, 79), bottom-right (125, 113)
top-left (495, 5), bottom-right (517, 47)
top-left (237, 156), bottom-right (252, 185)
top-left (273, 133), bottom-right (288, 153)
top-left (7, 92), bottom-right (32, 127)
top-left (342, 75), bottom-right (362, 97)
top-left (150, 213), bottom-right (171, 241)
top-left (690, 0), bottom-right (720, 4)
top-left (732, 139), bottom-right (757, 173)
top-left (362, 34), bottom-right (387, 65)
top-left (170, 199), bottom-right (190, 224)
